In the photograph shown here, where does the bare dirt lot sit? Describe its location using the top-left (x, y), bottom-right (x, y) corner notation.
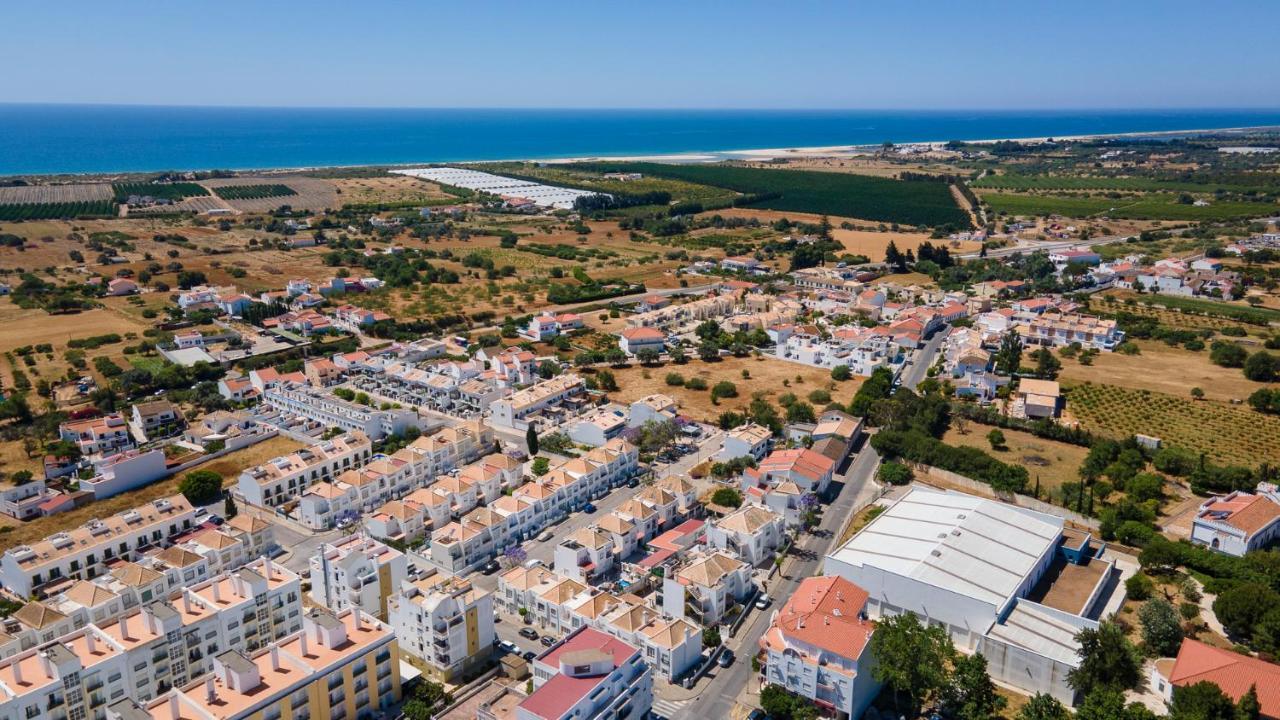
top-left (0, 297), bottom-right (152, 387)
top-left (202, 176), bottom-right (340, 213)
top-left (601, 355), bottom-right (859, 424)
top-left (330, 176), bottom-right (453, 205)
top-left (942, 421), bottom-right (1088, 494)
top-left (1057, 339), bottom-right (1266, 403)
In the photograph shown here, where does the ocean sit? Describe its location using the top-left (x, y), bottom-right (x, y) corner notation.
top-left (2, 105), bottom-right (1280, 176)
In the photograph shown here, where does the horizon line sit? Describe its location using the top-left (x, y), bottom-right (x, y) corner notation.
top-left (5, 101), bottom-right (1280, 113)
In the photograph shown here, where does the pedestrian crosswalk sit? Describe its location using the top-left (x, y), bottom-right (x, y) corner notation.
top-left (651, 697), bottom-right (691, 719)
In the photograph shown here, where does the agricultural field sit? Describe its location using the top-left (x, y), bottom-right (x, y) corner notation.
top-left (473, 162), bottom-right (740, 209)
top-left (568, 162), bottom-right (971, 228)
top-left (711, 207), bottom-right (982, 257)
top-left (601, 355), bottom-right (855, 424)
top-left (0, 184), bottom-right (113, 204)
top-left (330, 176), bottom-right (455, 205)
top-left (0, 200), bottom-right (117, 221)
top-left (201, 176), bottom-right (339, 212)
top-left (1064, 382), bottom-right (1280, 465)
top-left (981, 191), bottom-right (1278, 221)
top-left (941, 421), bottom-right (1088, 494)
top-left (973, 173), bottom-right (1280, 194)
top-left (212, 184), bottom-right (297, 200)
top-left (112, 182), bottom-right (209, 202)
top-left (1057, 340), bottom-right (1265, 403)
top-left (1097, 291), bottom-right (1280, 327)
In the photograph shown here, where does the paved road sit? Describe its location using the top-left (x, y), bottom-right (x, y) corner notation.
top-left (679, 441), bottom-right (883, 720)
top-left (900, 326), bottom-right (950, 391)
top-left (957, 233), bottom-right (1132, 260)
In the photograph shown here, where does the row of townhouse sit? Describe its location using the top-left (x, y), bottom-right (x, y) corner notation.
top-left (740, 447), bottom-right (837, 527)
top-left (427, 440), bottom-right (641, 574)
top-left (625, 291), bottom-right (742, 330)
top-left (497, 565), bottom-right (702, 682)
top-left (0, 496), bottom-right (198, 599)
top-left (521, 310), bottom-right (585, 342)
top-left (358, 452), bottom-right (522, 539)
top-left (387, 573), bottom-right (495, 683)
top-left (489, 373), bottom-right (589, 430)
top-left (236, 431), bottom-right (373, 509)
top-left (0, 557), bottom-right (307, 716)
top-left (263, 381), bottom-right (420, 439)
top-left (774, 326), bottom-right (898, 376)
top-left (297, 423), bottom-right (497, 530)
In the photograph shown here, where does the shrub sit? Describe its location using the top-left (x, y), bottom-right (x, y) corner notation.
top-left (878, 461), bottom-right (913, 486)
top-left (686, 377), bottom-right (708, 391)
top-left (178, 470), bottom-right (223, 505)
top-left (711, 487), bottom-right (743, 508)
top-left (664, 372), bottom-right (685, 387)
top-left (1125, 573), bottom-right (1154, 601)
top-left (710, 381), bottom-right (738, 400)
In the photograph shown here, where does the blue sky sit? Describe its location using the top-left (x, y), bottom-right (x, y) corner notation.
top-left (4, 1), bottom-right (1277, 109)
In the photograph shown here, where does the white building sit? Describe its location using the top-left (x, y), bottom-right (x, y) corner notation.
top-left (719, 423), bottom-right (772, 462)
top-left (1190, 483), bottom-right (1280, 556)
top-left (618, 327), bottom-right (665, 356)
top-left (489, 374), bottom-right (587, 431)
top-left (706, 505), bottom-right (787, 567)
top-left (236, 431), bottom-right (372, 509)
top-left (661, 550), bottom-right (754, 626)
top-left (309, 535), bottom-right (408, 621)
top-left (264, 381), bottom-right (421, 440)
top-left (517, 626), bottom-right (653, 720)
top-left (388, 574), bottom-right (494, 682)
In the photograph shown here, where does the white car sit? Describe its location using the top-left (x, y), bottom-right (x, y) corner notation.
top-left (538, 530), bottom-right (554, 542)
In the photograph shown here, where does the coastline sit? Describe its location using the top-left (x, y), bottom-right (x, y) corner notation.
top-left (6, 122), bottom-right (1278, 180)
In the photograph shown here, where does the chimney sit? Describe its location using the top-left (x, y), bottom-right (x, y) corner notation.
top-left (205, 676), bottom-right (216, 703)
top-left (169, 694), bottom-right (181, 718)
top-left (212, 581), bottom-right (223, 604)
top-left (262, 556), bottom-right (273, 580)
top-left (38, 651), bottom-right (54, 679)
top-left (269, 644), bottom-right (280, 671)
top-left (11, 656), bottom-right (22, 685)
top-left (120, 614), bottom-right (133, 641)
top-left (143, 606), bottom-right (158, 634)
top-left (85, 631), bottom-right (98, 655)
top-left (299, 629), bottom-right (310, 657)
top-left (182, 590), bottom-right (193, 614)
top-left (352, 609), bottom-right (364, 631)
top-left (232, 573), bottom-right (245, 598)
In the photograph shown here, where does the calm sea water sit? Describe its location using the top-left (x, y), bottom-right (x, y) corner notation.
top-left (2, 105), bottom-right (1280, 176)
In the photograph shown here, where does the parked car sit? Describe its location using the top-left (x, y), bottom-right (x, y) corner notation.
top-left (209, 515), bottom-right (224, 526)
top-left (498, 640), bottom-right (520, 654)
top-left (540, 635), bottom-right (556, 647)
top-left (626, 478), bottom-right (640, 488)
top-left (748, 710), bottom-right (767, 720)
top-left (754, 594), bottom-right (771, 610)
top-left (519, 628), bottom-right (539, 640)
top-left (717, 649), bottom-right (735, 668)
top-left (522, 650), bottom-right (536, 661)
top-left (482, 560), bottom-right (501, 575)
top-left (583, 502), bottom-right (597, 513)
top-left (538, 530), bottom-right (554, 542)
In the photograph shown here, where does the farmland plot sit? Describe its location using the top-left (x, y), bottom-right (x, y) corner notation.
top-left (0, 184), bottom-right (113, 204)
top-left (201, 177), bottom-right (339, 212)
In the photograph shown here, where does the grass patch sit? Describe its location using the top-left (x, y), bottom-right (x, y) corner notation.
top-left (569, 162), bottom-right (971, 227)
top-left (942, 421), bottom-right (1089, 494)
top-left (128, 355), bottom-right (170, 374)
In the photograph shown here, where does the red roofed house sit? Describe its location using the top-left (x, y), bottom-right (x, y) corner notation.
top-left (761, 576), bottom-right (880, 720)
top-left (618, 327), bottom-right (665, 356)
top-left (1151, 638), bottom-right (1280, 719)
top-left (304, 358), bottom-right (342, 387)
top-left (1190, 483), bottom-right (1280, 556)
top-left (518, 626), bottom-right (653, 720)
top-left (637, 294), bottom-right (670, 312)
top-left (745, 448), bottom-right (836, 495)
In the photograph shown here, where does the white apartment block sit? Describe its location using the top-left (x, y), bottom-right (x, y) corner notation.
top-left (719, 423), bottom-right (772, 462)
top-left (0, 495), bottom-right (197, 598)
top-left (236, 431), bottom-right (372, 509)
top-left (264, 381), bottom-right (421, 439)
top-left (661, 550), bottom-right (755, 626)
top-left (59, 412), bottom-right (134, 457)
top-left (309, 535), bottom-right (408, 621)
top-left (489, 374), bottom-right (587, 430)
top-left (388, 574), bottom-right (494, 682)
top-left (706, 505), bottom-right (787, 567)
top-left (519, 626), bottom-right (653, 720)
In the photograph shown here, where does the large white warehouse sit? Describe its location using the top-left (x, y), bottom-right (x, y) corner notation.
top-left (825, 486), bottom-right (1125, 705)
top-left (392, 167), bottom-right (606, 210)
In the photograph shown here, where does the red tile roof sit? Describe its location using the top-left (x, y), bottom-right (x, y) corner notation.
top-left (521, 628), bottom-right (639, 720)
top-left (1169, 639), bottom-right (1280, 719)
top-left (764, 576), bottom-right (876, 661)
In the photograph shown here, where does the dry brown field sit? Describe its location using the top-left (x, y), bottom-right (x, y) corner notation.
top-left (601, 355), bottom-right (858, 424)
top-left (1057, 339), bottom-right (1267, 403)
top-left (202, 176), bottom-right (340, 213)
top-left (707, 208), bottom-right (982, 256)
top-left (0, 297), bottom-right (152, 386)
top-left (941, 421), bottom-right (1088, 494)
top-left (330, 176), bottom-right (452, 205)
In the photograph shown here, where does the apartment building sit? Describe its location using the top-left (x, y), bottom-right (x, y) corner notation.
top-left (706, 505), bottom-right (787, 567)
top-left (554, 528), bottom-right (618, 584)
top-left (518, 626), bottom-right (653, 720)
top-left (264, 381), bottom-right (420, 440)
top-left (236, 431), bottom-right (372, 509)
top-left (144, 607), bottom-right (402, 720)
top-left (661, 550), bottom-right (754, 626)
top-left (0, 479), bottom-right (63, 521)
top-left (1014, 311), bottom-right (1124, 351)
top-left (59, 412), bottom-right (133, 457)
top-left (626, 291), bottom-right (739, 330)
top-left (129, 400), bottom-right (184, 442)
top-left (489, 374), bottom-right (587, 430)
top-left (744, 447), bottom-right (836, 497)
top-left (309, 535), bottom-right (408, 621)
top-left (388, 574), bottom-right (494, 682)
top-left (298, 480), bottom-right (361, 531)
top-left (760, 576), bottom-right (881, 720)
top-left (720, 423), bottom-right (772, 462)
top-left (0, 495), bottom-right (197, 598)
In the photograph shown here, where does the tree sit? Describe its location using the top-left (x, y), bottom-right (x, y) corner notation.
top-left (503, 545), bottom-right (528, 567)
top-left (1190, 387), bottom-right (1205, 400)
top-left (760, 685), bottom-right (820, 720)
top-left (537, 359), bottom-right (560, 379)
top-left (1139, 598), bottom-right (1183, 657)
top-left (223, 494), bottom-right (238, 519)
top-left (402, 680), bottom-right (454, 720)
top-left (1210, 341), bottom-right (1248, 368)
top-left (1238, 685), bottom-right (1262, 720)
top-left (178, 470), bottom-right (223, 506)
top-left (878, 461), bottom-right (913, 486)
top-left (1068, 620), bottom-right (1141, 695)
top-left (870, 611), bottom-right (955, 715)
top-left (987, 428), bottom-right (1007, 450)
top-left (1032, 348), bottom-right (1062, 379)
top-left (1017, 694), bottom-right (1071, 720)
top-left (597, 369), bottom-right (618, 392)
top-left (995, 333), bottom-right (1022, 375)
top-left (1077, 689), bottom-right (1157, 720)
top-left (1169, 681), bottom-right (1238, 720)
top-left (1244, 351), bottom-right (1279, 382)
top-left (711, 381), bottom-right (738, 400)
top-left (786, 401), bottom-right (816, 424)
top-left (636, 347), bottom-right (660, 366)
top-left (1125, 572), bottom-right (1154, 601)
top-left (669, 344), bottom-right (687, 364)
top-left (702, 626), bottom-right (721, 648)
top-left (831, 365), bottom-right (852, 381)
top-left (530, 457), bottom-right (550, 476)
top-left (526, 424), bottom-right (539, 456)
top-left (698, 339), bottom-right (720, 362)
top-left (1213, 582), bottom-right (1280, 639)
top-left (941, 653), bottom-right (1005, 720)
top-left (711, 487), bottom-right (743, 508)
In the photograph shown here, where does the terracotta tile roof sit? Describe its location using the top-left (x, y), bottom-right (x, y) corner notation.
top-left (13, 601), bottom-right (67, 630)
top-left (764, 576), bottom-right (875, 661)
top-left (1169, 639), bottom-right (1280, 718)
top-left (1211, 495), bottom-right (1280, 535)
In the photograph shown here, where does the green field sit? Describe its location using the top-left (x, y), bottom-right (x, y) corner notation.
top-left (213, 184), bottom-right (298, 200)
top-left (0, 200), bottom-right (117, 221)
top-left (112, 182), bottom-right (209, 202)
top-left (569, 162), bottom-right (971, 227)
top-left (1118, 293), bottom-right (1280, 326)
top-left (983, 192), bottom-right (1277, 220)
top-left (974, 174), bottom-right (1280, 194)
top-left (472, 162), bottom-right (739, 208)
top-left (127, 355), bottom-right (170, 374)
